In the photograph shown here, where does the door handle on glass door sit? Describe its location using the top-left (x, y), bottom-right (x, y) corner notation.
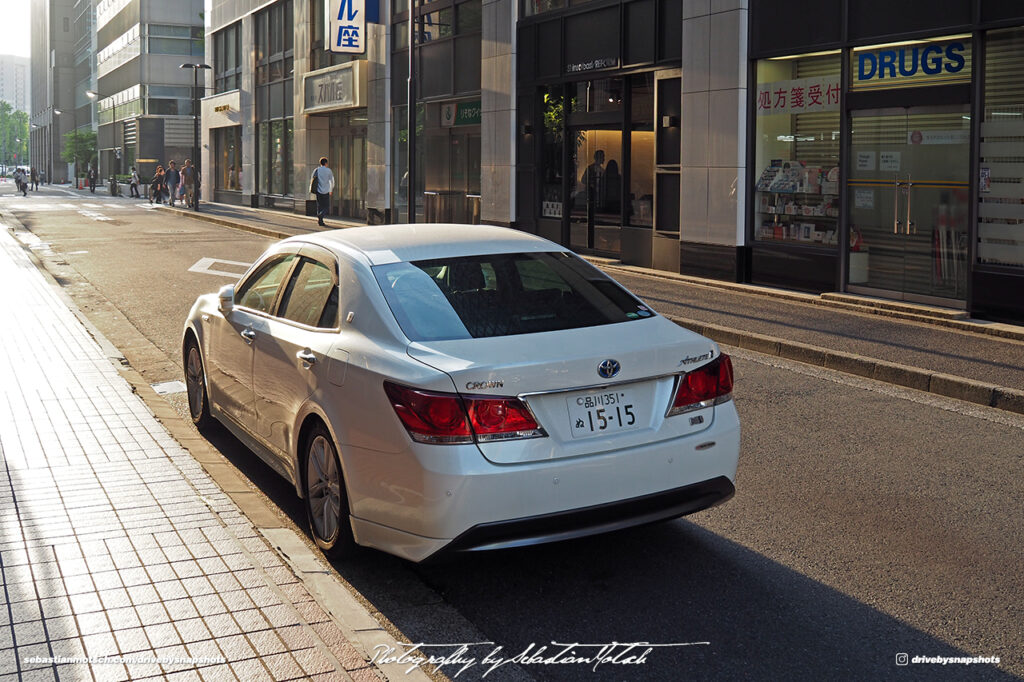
top-left (893, 176), bottom-right (902, 234)
top-left (905, 175), bottom-right (915, 234)
top-left (240, 328), bottom-right (256, 344)
top-left (296, 350), bottom-right (317, 366)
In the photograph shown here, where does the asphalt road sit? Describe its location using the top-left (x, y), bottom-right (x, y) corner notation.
top-left (4, 184), bottom-right (1022, 681)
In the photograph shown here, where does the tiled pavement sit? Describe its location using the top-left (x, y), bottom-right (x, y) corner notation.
top-left (0, 227), bottom-right (379, 680)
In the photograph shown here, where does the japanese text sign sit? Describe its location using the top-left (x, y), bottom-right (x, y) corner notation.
top-left (756, 76), bottom-right (840, 117)
top-left (328, 0), bottom-right (365, 54)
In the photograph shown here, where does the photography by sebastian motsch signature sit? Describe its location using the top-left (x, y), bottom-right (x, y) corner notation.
top-left (370, 640), bottom-right (710, 677)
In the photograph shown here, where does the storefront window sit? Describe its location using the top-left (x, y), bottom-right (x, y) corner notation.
top-left (522, 0), bottom-right (564, 18)
top-left (572, 79), bottom-right (624, 115)
top-left (257, 119), bottom-right (293, 195)
top-left (753, 53), bottom-right (841, 247)
top-left (979, 28), bottom-right (1024, 270)
top-left (571, 129), bottom-right (622, 225)
top-left (629, 73), bottom-right (654, 227)
top-left (214, 127), bottom-right (242, 191)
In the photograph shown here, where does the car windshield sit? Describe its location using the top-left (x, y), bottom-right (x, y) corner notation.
top-left (372, 251), bottom-right (653, 341)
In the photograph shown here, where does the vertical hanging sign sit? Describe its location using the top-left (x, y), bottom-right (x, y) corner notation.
top-left (328, 0), bottom-right (366, 54)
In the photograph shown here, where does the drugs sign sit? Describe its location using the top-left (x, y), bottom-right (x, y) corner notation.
top-left (328, 0), bottom-right (365, 54)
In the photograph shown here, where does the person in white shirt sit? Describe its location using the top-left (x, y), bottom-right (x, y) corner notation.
top-left (310, 156), bottom-right (335, 227)
top-left (129, 167), bottom-right (141, 198)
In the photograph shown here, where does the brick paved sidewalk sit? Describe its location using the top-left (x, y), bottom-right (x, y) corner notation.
top-left (0, 228), bottom-right (381, 681)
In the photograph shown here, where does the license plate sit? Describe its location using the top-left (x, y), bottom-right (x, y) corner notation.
top-left (567, 388), bottom-right (641, 439)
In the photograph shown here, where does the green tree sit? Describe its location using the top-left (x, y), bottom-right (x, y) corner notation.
top-left (61, 130), bottom-right (98, 175)
top-left (0, 101), bottom-right (30, 168)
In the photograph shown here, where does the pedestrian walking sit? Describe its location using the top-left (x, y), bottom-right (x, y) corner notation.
top-left (310, 157), bottom-right (335, 227)
top-left (181, 159), bottom-right (197, 209)
top-left (30, 167), bottom-right (38, 191)
top-left (88, 166), bottom-right (97, 193)
top-left (150, 165), bottom-right (166, 204)
top-left (129, 166), bottom-right (141, 198)
top-left (14, 168), bottom-right (27, 196)
top-left (165, 161), bottom-right (180, 206)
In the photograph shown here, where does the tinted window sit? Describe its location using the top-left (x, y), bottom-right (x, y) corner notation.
top-left (235, 255), bottom-right (296, 313)
top-left (373, 252), bottom-right (652, 341)
top-left (278, 258), bottom-right (338, 328)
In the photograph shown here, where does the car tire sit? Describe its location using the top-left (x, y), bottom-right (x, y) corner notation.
top-left (303, 423), bottom-right (357, 559)
top-left (184, 337), bottom-right (212, 430)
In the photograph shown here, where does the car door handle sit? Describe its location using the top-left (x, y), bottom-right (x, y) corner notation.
top-left (240, 329), bottom-right (256, 344)
top-left (296, 350), bottom-right (317, 366)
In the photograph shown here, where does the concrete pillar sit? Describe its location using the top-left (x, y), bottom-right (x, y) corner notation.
top-left (680, 0), bottom-right (748, 247)
top-left (480, 0), bottom-right (516, 226)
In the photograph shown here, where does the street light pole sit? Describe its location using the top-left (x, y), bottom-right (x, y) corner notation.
top-left (179, 63), bottom-right (211, 211)
top-left (53, 109), bottom-right (62, 183)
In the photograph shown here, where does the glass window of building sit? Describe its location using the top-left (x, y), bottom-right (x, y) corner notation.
top-left (214, 22), bottom-right (241, 93)
top-left (214, 127), bottom-right (242, 191)
top-left (979, 27), bottom-right (1024, 270)
top-left (522, 0), bottom-right (564, 18)
top-left (256, 0), bottom-right (295, 196)
top-left (147, 25), bottom-right (203, 56)
top-left (753, 52), bottom-right (841, 247)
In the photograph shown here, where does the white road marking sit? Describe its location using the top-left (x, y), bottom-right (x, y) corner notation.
top-left (188, 257), bottom-right (252, 278)
top-left (67, 251), bottom-right (89, 255)
top-left (78, 210), bottom-right (112, 222)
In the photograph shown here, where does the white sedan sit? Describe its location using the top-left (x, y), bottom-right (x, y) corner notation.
top-left (182, 224), bottom-right (740, 562)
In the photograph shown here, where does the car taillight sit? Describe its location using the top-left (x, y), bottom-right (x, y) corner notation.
top-left (384, 381), bottom-right (546, 445)
top-left (667, 354), bottom-right (734, 417)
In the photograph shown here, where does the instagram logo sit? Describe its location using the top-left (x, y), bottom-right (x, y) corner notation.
top-left (896, 653), bottom-right (909, 666)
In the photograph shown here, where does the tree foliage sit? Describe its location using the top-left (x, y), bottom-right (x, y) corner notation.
top-left (0, 101), bottom-right (30, 166)
top-left (61, 130), bottom-right (98, 173)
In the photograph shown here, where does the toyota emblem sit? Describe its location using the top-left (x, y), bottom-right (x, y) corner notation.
top-left (597, 359), bottom-right (621, 379)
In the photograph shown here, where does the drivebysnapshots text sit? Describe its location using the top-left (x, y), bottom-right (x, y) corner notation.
top-left (370, 640), bottom-right (709, 677)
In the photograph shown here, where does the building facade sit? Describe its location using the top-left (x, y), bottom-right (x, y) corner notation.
top-left (94, 0), bottom-right (206, 182)
top-left (202, 0), bottom-right (1024, 324)
top-left (0, 55), bottom-right (31, 113)
top-left (30, 0), bottom-right (80, 183)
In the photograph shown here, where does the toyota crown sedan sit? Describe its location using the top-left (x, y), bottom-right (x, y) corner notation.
top-left (182, 224), bottom-right (740, 562)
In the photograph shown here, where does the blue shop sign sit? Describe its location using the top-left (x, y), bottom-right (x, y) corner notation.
top-left (852, 38), bottom-right (972, 91)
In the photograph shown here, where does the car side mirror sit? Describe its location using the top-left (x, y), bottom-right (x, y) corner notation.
top-left (218, 284), bottom-right (235, 313)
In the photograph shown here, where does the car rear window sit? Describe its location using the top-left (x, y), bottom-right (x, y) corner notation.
top-left (372, 252), bottom-right (653, 341)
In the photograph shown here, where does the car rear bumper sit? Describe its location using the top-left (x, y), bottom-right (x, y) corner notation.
top-left (442, 475), bottom-right (734, 555)
top-left (346, 404), bottom-right (740, 562)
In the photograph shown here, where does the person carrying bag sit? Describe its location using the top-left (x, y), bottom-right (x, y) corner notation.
top-left (310, 157), bottom-right (335, 227)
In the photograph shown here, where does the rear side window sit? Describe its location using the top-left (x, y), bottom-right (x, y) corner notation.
top-left (278, 257), bottom-right (338, 328)
top-left (373, 252), bottom-right (652, 341)
top-left (236, 254), bottom-right (296, 314)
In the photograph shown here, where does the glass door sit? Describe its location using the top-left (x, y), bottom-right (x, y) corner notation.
top-left (569, 127), bottom-right (623, 251)
top-left (847, 105), bottom-right (970, 302)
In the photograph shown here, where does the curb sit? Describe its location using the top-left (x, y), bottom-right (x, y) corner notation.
top-left (672, 316), bottom-right (1024, 416)
top-left (162, 204), bottom-right (361, 240)
top-left (597, 261), bottom-right (1024, 343)
top-left (2, 208), bottom-right (430, 682)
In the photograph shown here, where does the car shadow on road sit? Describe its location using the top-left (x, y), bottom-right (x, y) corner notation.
top-left (195, 424), bottom-right (1016, 681)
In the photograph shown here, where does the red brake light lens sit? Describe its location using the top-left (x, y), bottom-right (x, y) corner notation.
top-left (384, 382), bottom-right (473, 443)
top-left (384, 382), bottom-right (546, 444)
top-left (464, 396), bottom-right (545, 441)
top-left (668, 354), bottom-right (734, 417)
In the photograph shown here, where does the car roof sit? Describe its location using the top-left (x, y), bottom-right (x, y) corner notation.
top-left (285, 223), bottom-right (567, 265)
